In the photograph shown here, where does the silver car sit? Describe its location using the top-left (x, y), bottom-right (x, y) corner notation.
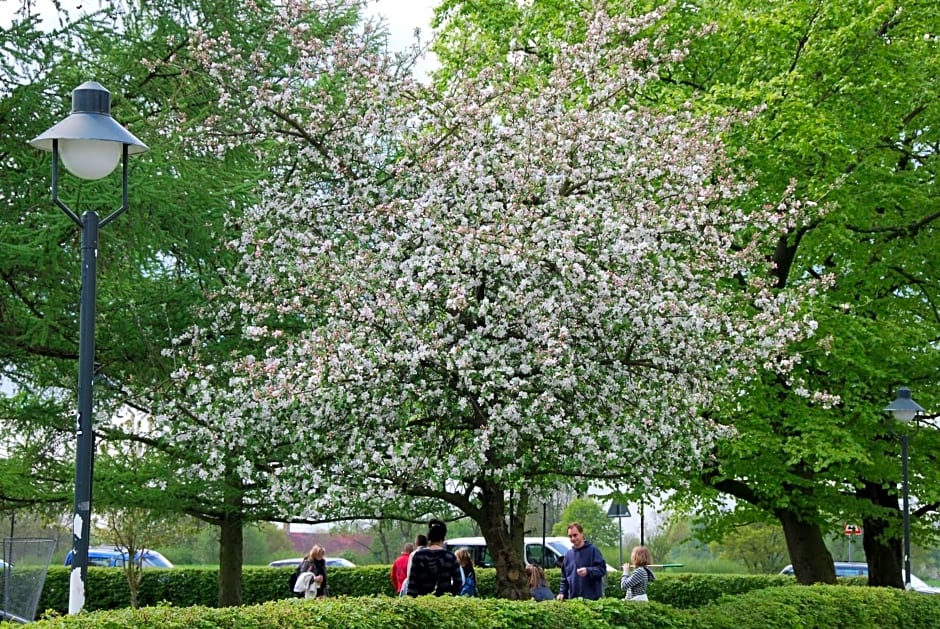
top-left (268, 557), bottom-right (355, 568)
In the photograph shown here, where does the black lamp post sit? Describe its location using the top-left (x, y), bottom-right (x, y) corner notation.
top-left (29, 81), bottom-right (148, 614)
top-left (883, 386), bottom-right (924, 589)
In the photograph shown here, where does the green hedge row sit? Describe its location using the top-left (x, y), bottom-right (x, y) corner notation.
top-left (36, 566), bottom-right (793, 614)
top-left (31, 585), bottom-right (940, 628)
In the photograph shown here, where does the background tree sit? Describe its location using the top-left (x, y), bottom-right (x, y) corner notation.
top-left (92, 408), bottom-right (195, 607)
top-left (162, 522), bottom-right (219, 566)
top-left (0, 0), bottom-right (350, 606)
top-left (522, 491), bottom-right (572, 543)
top-left (366, 518), bottom-right (419, 565)
top-left (618, 509), bottom-right (685, 568)
top-left (657, 0), bottom-right (940, 589)
top-left (551, 498), bottom-right (619, 548)
top-left (432, 0), bottom-right (940, 590)
top-left (96, 506), bottom-right (194, 608)
top-left (0, 508), bottom-right (70, 559)
top-left (711, 521), bottom-right (789, 575)
top-left (241, 523), bottom-right (297, 566)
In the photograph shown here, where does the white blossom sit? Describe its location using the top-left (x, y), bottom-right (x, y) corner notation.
top-left (155, 0), bottom-right (822, 528)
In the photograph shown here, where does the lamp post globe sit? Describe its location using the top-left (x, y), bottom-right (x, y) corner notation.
top-left (30, 81), bottom-right (148, 614)
top-left (30, 81), bottom-right (148, 179)
top-left (884, 387), bottom-right (925, 589)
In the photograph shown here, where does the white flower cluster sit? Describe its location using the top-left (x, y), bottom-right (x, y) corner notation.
top-left (155, 0), bottom-right (821, 521)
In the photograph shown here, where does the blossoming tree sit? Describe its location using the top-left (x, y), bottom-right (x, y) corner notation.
top-left (166, 0), bottom-right (817, 597)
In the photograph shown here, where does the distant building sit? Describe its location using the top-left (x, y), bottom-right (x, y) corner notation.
top-left (287, 530), bottom-right (373, 558)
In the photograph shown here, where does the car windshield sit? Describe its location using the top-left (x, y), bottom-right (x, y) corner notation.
top-left (326, 558), bottom-right (354, 567)
top-left (834, 565), bottom-right (866, 577)
top-left (141, 554), bottom-right (173, 568)
top-left (546, 540), bottom-right (572, 556)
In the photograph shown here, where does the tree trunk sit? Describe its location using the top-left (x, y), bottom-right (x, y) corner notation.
top-left (706, 476), bottom-right (837, 585)
top-left (858, 480), bottom-right (903, 589)
top-left (376, 519), bottom-right (393, 563)
top-left (476, 481), bottom-right (530, 600)
top-left (776, 508), bottom-right (835, 584)
top-left (125, 543), bottom-right (142, 609)
top-left (218, 511), bottom-right (244, 606)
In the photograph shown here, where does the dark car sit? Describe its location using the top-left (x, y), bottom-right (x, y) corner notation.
top-left (64, 546), bottom-right (174, 569)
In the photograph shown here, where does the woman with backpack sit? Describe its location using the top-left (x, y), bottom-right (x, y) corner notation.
top-left (454, 547), bottom-right (477, 596)
top-left (293, 544), bottom-right (328, 599)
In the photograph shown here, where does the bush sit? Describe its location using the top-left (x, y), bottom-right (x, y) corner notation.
top-left (35, 566), bottom-right (801, 615)
top-left (695, 584), bottom-right (940, 629)
top-left (637, 573), bottom-right (792, 608)
top-left (30, 585), bottom-right (940, 628)
top-left (34, 564), bottom-right (924, 628)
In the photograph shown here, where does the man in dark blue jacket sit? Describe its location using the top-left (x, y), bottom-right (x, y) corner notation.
top-left (557, 522), bottom-right (608, 600)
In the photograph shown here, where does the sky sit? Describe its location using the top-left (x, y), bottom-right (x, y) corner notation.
top-left (368, 0), bottom-right (441, 78)
top-left (369, 0), bottom-right (438, 49)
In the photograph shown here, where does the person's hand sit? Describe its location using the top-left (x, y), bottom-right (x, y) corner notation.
top-left (556, 593), bottom-right (564, 601)
top-left (576, 567), bottom-right (587, 577)
top-left (622, 563), bottom-right (631, 573)
top-left (315, 575), bottom-right (324, 583)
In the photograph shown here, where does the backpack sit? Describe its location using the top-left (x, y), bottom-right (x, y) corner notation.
top-left (288, 564), bottom-right (303, 597)
top-left (459, 570), bottom-right (477, 596)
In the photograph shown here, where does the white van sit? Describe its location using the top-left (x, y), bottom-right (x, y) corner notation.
top-left (445, 536), bottom-right (617, 573)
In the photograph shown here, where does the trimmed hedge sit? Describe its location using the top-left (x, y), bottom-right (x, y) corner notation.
top-left (696, 583), bottom-right (940, 628)
top-left (643, 572), bottom-right (792, 608)
top-left (30, 585), bottom-right (940, 628)
top-left (37, 565), bottom-right (394, 613)
top-left (36, 566), bottom-right (795, 615)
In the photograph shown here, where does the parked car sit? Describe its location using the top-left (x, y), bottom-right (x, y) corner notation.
top-left (268, 557), bottom-right (356, 568)
top-left (780, 562), bottom-right (940, 594)
top-left (64, 546), bottom-right (174, 569)
top-left (444, 536), bottom-right (618, 573)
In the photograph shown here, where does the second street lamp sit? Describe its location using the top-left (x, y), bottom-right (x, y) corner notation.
top-left (883, 386), bottom-right (925, 589)
top-left (30, 81), bottom-right (148, 614)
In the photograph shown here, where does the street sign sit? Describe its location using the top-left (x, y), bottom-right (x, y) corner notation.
top-left (844, 524), bottom-right (862, 536)
top-left (607, 502), bottom-right (631, 518)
